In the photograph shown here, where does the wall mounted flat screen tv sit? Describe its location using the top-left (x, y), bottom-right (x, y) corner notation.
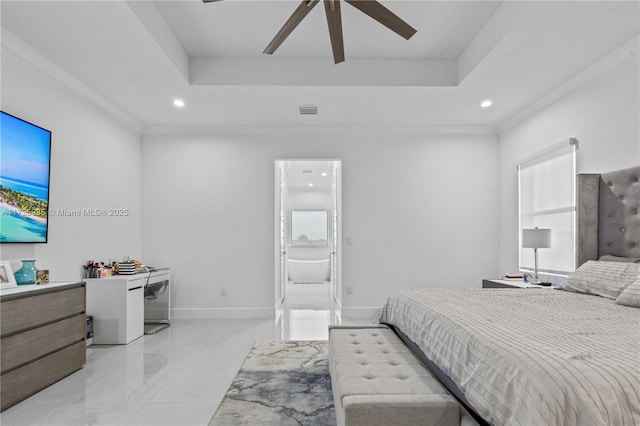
top-left (0, 111), bottom-right (51, 243)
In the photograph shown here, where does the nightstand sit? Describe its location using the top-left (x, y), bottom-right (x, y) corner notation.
top-left (482, 279), bottom-right (555, 289)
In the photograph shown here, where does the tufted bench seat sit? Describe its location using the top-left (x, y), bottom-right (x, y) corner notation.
top-left (328, 325), bottom-right (459, 426)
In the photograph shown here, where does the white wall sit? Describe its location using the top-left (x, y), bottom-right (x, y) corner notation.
top-left (0, 47), bottom-right (142, 280)
top-left (141, 130), bottom-right (499, 318)
top-left (497, 55), bottom-right (640, 275)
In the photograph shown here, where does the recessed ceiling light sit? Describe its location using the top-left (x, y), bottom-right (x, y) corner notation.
top-left (480, 100), bottom-right (493, 108)
top-left (308, 183), bottom-right (314, 187)
top-left (321, 172), bottom-right (327, 177)
top-left (173, 99), bottom-right (185, 108)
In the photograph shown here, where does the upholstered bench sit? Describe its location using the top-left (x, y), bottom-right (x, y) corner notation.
top-left (328, 325), bottom-right (460, 426)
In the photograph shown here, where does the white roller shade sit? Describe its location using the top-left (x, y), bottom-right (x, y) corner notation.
top-left (518, 138), bottom-right (577, 275)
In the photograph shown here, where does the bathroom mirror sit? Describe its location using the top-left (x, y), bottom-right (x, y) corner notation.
top-left (290, 210), bottom-right (328, 246)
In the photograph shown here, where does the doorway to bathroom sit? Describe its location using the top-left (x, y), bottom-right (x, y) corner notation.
top-left (274, 160), bottom-right (342, 339)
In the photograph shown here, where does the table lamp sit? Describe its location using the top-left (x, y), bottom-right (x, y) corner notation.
top-left (522, 227), bottom-right (551, 285)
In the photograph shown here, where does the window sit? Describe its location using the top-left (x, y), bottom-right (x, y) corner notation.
top-left (290, 210), bottom-right (328, 246)
top-left (518, 138), bottom-right (578, 276)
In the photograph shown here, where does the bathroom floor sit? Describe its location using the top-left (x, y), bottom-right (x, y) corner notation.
top-left (281, 281), bottom-right (334, 340)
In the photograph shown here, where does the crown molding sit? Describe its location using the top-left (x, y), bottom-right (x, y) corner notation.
top-left (142, 125), bottom-right (499, 137)
top-left (1, 28), bottom-right (142, 133)
top-left (499, 36), bottom-right (639, 132)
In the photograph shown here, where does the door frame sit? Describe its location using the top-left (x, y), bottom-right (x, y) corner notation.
top-left (274, 161), bottom-right (287, 324)
top-left (274, 159), bottom-right (342, 320)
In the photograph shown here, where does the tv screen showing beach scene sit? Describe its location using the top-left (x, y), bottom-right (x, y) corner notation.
top-left (0, 111), bottom-right (51, 243)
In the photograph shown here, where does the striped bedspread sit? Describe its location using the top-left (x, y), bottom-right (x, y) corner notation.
top-left (377, 288), bottom-right (640, 426)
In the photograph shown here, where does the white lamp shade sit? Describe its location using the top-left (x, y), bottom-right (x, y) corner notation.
top-left (522, 228), bottom-right (551, 249)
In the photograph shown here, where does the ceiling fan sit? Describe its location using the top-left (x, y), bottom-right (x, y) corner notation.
top-left (202, 0), bottom-right (417, 64)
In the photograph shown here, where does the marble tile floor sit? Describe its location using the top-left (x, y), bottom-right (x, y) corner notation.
top-left (280, 281), bottom-right (336, 341)
top-left (1, 284), bottom-right (373, 426)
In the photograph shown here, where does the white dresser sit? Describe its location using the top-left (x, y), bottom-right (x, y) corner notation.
top-left (85, 269), bottom-right (170, 344)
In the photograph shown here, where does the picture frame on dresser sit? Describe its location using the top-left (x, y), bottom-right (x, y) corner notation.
top-left (0, 261), bottom-right (17, 289)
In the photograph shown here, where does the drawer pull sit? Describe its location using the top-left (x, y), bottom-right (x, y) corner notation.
top-left (128, 286), bottom-right (143, 291)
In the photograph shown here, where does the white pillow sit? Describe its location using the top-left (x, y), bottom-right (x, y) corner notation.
top-left (616, 279), bottom-right (640, 308)
top-left (559, 261), bottom-right (640, 299)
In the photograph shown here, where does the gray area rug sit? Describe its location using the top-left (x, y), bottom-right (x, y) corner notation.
top-left (209, 340), bottom-right (335, 426)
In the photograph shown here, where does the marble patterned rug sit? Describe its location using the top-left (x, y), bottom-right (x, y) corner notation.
top-left (209, 340), bottom-right (336, 425)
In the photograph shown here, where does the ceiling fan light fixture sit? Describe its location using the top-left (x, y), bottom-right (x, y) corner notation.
top-left (244, 0), bottom-right (416, 64)
top-left (299, 105), bottom-right (319, 115)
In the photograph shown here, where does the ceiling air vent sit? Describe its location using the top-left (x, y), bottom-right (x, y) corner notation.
top-left (298, 105), bottom-right (318, 115)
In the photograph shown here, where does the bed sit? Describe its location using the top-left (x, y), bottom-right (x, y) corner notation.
top-left (377, 165), bottom-right (640, 426)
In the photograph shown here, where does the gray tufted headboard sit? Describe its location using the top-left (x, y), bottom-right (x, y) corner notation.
top-left (577, 165), bottom-right (640, 267)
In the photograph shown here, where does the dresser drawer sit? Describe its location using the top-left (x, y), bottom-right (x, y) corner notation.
top-left (1, 286), bottom-right (85, 336)
top-left (0, 340), bottom-right (85, 411)
top-left (1, 314), bottom-right (85, 374)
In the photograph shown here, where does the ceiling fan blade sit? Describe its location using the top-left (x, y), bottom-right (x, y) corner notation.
top-left (264, 0), bottom-right (320, 55)
top-left (324, 0), bottom-right (345, 64)
top-left (344, 0), bottom-right (416, 40)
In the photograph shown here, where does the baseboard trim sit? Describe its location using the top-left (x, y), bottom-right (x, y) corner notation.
top-left (170, 306), bottom-right (379, 320)
top-left (171, 307), bottom-right (275, 319)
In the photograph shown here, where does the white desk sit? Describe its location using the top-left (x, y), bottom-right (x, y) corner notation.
top-left (85, 269), bottom-right (170, 344)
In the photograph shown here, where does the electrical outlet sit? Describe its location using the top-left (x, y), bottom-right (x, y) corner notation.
top-left (220, 288), bottom-right (228, 297)
top-left (346, 236), bottom-right (353, 245)
top-left (346, 286), bottom-right (353, 295)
